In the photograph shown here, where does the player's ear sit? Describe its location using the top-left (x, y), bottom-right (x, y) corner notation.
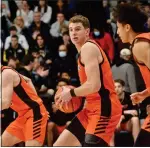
top-left (86, 28), bottom-right (90, 35)
top-left (125, 24), bottom-right (131, 32)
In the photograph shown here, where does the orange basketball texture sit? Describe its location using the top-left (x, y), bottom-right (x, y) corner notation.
top-left (55, 85), bottom-right (82, 113)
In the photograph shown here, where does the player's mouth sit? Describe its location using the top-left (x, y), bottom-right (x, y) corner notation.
top-left (72, 37), bottom-right (78, 41)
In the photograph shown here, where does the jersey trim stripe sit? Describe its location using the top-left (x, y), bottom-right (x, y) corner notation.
top-left (14, 84), bottom-right (42, 121)
top-left (98, 65), bottom-right (111, 117)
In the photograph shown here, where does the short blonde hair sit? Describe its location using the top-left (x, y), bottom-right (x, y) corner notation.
top-left (69, 15), bottom-right (90, 28)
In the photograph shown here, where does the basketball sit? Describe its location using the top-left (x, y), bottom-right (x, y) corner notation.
top-left (55, 85), bottom-right (82, 113)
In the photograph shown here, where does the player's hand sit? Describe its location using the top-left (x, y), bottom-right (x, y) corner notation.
top-left (130, 92), bottom-right (145, 105)
top-left (55, 86), bottom-right (72, 109)
top-left (124, 110), bottom-right (138, 116)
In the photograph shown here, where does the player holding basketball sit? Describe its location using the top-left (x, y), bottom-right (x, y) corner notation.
top-left (1, 66), bottom-right (48, 146)
top-left (116, 3), bottom-right (150, 146)
top-left (54, 15), bottom-right (122, 146)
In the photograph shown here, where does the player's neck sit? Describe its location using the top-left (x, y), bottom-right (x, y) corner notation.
top-left (76, 37), bottom-right (90, 52)
top-left (128, 32), bottom-right (141, 44)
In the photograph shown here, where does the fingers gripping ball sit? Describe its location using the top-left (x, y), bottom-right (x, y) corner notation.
top-left (55, 85), bottom-right (82, 113)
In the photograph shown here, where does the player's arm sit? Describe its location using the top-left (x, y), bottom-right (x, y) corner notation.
top-left (1, 70), bottom-right (13, 110)
top-left (73, 42), bottom-right (102, 96)
top-left (131, 41), bottom-right (150, 102)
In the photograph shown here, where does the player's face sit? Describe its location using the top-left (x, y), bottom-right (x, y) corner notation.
top-left (115, 82), bottom-right (124, 96)
top-left (69, 22), bottom-right (89, 46)
top-left (117, 21), bottom-right (130, 43)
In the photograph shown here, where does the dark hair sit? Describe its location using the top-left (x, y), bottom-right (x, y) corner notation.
top-left (8, 56), bottom-right (18, 61)
top-left (114, 79), bottom-right (125, 86)
top-left (11, 35), bottom-right (18, 40)
top-left (36, 34), bottom-right (44, 41)
top-left (9, 26), bottom-right (17, 32)
top-left (57, 78), bottom-right (70, 85)
top-left (22, 54), bottom-right (34, 65)
top-left (62, 30), bottom-right (69, 36)
top-left (38, 0), bottom-right (48, 13)
top-left (115, 3), bottom-right (148, 32)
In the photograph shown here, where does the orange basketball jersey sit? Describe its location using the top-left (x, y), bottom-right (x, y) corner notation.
top-left (77, 39), bottom-right (121, 116)
top-left (1, 66), bottom-right (43, 120)
top-left (131, 33), bottom-right (150, 93)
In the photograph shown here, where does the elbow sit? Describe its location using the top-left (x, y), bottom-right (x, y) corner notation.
top-left (2, 100), bottom-right (11, 110)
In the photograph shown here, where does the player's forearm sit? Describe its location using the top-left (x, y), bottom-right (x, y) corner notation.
top-left (74, 81), bottom-right (101, 97)
top-left (141, 88), bottom-right (150, 99)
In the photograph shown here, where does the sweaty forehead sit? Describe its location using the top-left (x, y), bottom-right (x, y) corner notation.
top-left (69, 22), bottom-right (83, 29)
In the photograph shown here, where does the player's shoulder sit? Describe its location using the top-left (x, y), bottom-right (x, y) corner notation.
top-left (2, 68), bottom-right (17, 78)
top-left (134, 39), bottom-right (150, 50)
top-left (81, 41), bottom-right (100, 54)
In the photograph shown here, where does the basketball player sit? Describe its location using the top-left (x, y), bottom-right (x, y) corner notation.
top-left (1, 66), bottom-right (48, 146)
top-left (116, 3), bottom-right (150, 146)
top-left (54, 15), bottom-right (122, 146)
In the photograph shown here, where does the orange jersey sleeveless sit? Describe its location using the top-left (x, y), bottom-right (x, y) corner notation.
top-left (77, 39), bottom-right (121, 116)
top-left (132, 33), bottom-right (150, 92)
top-left (2, 66), bottom-right (43, 119)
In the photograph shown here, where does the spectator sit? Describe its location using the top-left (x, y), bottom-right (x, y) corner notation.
top-left (50, 0), bottom-right (69, 24)
top-left (52, 44), bottom-right (78, 83)
top-left (102, 0), bottom-right (111, 22)
top-left (61, 31), bottom-right (77, 59)
top-left (4, 35), bottom-right (26, 62)
top-left (34, 0), bottom-right (52, 24)
top-left (14, 16), bottom-right (33, 47)
top-left (7, 56), bottom-right (19, 69)
top-left (4, 26), bottom-right (29, 50)
top-left (16, 0), bottom-right (33, 27)
top-left (1, 1), bottom-right (11, 20)
top-left (28, 11), bottom-right (52, 47)
top-left (34, 34), bottom-right (53, 64)
top-left (110, 79), bottom-right (140, 146)
top-left (17, 54), bottom-right (34, 78)
top-left (112, 48), bottom-right (137, 93)
top-left (50, 12), bottom-right (69, 38)
top-left (90, 27), bottom-right (114, 63)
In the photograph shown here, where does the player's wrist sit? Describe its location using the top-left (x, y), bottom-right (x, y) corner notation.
top-left (141, 89), bottom-right (150, 98)
top-left (70, 89), bottom-right (77, 97)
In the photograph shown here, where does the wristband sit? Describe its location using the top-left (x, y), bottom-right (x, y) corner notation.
top-left (70, 89), bottom-right (76, 97)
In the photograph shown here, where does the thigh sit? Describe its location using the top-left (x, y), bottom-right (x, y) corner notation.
top-left (66, 109), bottom-right (88, 144)
top-left (24, 114), bottom-right (48, 145)
top-left (53, 129), bottom-right (81, 146)
top-left (25, 139), bottom-right (42, 146)
top-left (2, 120), bottom-right (24, 146)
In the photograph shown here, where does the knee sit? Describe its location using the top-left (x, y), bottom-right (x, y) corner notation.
top-left (47, 122), bottom-right (55, 132)
top-left (53, 141), bottom-right (58, 147)
top-left (83, 134), bottom-right (108, 147)
top-left (131, 117), bottom-right (140, 124)
top-left (2, 138), bottom-right (10, 147)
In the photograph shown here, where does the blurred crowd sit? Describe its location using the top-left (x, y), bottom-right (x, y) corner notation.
top-left (1, 0), bottom-right (150, 146)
